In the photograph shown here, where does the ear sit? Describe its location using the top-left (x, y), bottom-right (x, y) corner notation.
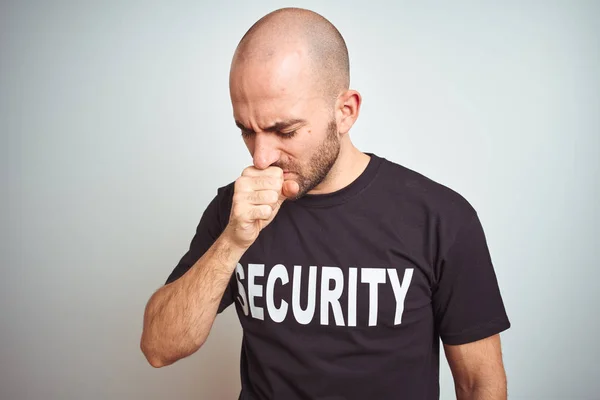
top-left (335, 89), bottom-right (361, 136)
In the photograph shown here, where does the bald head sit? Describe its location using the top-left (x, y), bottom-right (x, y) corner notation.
top-left (230, 8), bottom-right (350, 99)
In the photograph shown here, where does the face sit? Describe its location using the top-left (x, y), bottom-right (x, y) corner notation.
top-left (272, 119), bottom-right (339, 198)
top-left (230, 50), bottom-right (341, 199)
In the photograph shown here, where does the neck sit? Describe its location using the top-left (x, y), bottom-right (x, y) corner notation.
top-left (307, 138), bottom-right (370, 195)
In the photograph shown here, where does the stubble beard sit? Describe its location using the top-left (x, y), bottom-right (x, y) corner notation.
top-left (282, 120), bottom-right (340, 200)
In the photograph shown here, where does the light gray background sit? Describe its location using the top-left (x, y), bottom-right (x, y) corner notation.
top-left (1, 1), bottom-right (599, 399)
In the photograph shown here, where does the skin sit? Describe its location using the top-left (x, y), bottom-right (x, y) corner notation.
top-left (445, 335), bottom-right (508, 400)
top-left (230, 43), bottom-right (369, 198)
top-left (141, 8), bottom-right (508, 399)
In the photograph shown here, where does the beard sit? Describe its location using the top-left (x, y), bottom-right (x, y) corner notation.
top-left (274, 119), bottom-right (340, 200)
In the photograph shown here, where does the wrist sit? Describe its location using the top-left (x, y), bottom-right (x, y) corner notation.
top-left (213, 228), bottom-right (248, 269)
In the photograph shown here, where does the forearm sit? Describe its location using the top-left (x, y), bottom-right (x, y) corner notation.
top-left (445, 334), bottom-right (507, 400)
top-left (455, 377), bottom-right (507, 400)
top-left (141, 233), bottom-right (245, 367)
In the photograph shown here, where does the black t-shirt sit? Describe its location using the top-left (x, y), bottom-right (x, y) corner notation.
top-left (166, 153), bottom-right (511, 400)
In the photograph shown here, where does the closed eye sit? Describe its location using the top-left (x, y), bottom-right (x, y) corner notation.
top-left (241, 130), bottom-right (297, 139)
top-left (277, 130), bottom-right (297, 139)
top-left (240, 130), bottom-right (255, 139)
top-left (236, 119), bottom-right (305, 140)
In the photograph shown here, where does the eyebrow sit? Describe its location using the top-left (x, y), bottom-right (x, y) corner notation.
top-left (235, 119), bottom-right (307, 133)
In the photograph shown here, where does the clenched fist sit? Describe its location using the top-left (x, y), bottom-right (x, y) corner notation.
top-left (223, 166), bottom-right (299, 249)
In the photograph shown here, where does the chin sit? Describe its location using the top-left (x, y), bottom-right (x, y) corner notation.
top-left (295, 180), bottom-right (320, 199)
top-left (288, 189), bottom-right (306, 201)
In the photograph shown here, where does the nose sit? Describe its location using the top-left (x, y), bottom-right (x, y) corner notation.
top-left (252, 133), bottom-right (280, 170)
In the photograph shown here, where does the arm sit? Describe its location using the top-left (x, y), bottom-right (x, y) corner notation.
top-left (433, 211), bottom-right (511, 398)
top-left (140, 166), bottom-right (298, 368)
top-left (140, 232), bottom-right (245, 368)
top-left (443, 334), bottom-right (507, 400)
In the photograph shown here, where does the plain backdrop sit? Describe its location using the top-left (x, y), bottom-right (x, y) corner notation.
top-left (1, 1), bottom-right (599, 399)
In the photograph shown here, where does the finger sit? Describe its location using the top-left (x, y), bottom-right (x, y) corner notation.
top-left (278, 180), bottom-right (300, 206)
top-left (249, 204), bottom-right (273, 221)
top-left (248, 176), bottom-right (283, 192)
top-left (247, 190), bottom-right (279, 206)
top-left (235, 175), bottom-right (282, 193)
top-left (242, 165), bottom-right (284, 178)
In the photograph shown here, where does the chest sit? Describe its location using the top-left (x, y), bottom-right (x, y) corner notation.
top-left (232, 206), bottom-right (434, 331)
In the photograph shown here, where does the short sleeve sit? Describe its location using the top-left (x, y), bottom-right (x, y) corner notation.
top-left (165, 185), bottom-right (235, 314)
top-left (433, 213), bottom-right (510, 345)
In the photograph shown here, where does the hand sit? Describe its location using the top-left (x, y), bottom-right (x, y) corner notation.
top-left (224, 166), bottom-right (299, 249)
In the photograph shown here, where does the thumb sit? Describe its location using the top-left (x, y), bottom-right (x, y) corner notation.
top-left (278, 180), bottom-right (300, 205)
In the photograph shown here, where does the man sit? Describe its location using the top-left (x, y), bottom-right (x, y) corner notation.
top-left (141, 7), bottom-right (511, 400)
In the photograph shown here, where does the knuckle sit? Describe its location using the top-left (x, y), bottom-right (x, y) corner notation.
top-left (268, 166), bottom-right (283, 178)
top-left (241, 166), bottom-right (255, 177)
top-left (252, 191), bottom-right (264, 203)
top-left (260, 205), bottom-right (272, 218)
top-left (254, 176), bottom-right (268, 188)
top-left (234, 177), bottom-right (243, 190)
top-left (266, 190), bottom-right (279, 203)
top-left (267, 176), bottom-right (282, 188)
top-left (253, 175), bottom-right (280, 189)
top-left (272, 172), bottom-right (283, 183)
top-left (235, 176), bottom-right (250, 191)
top-left (257, 190), bottom-right (270, 203)
top-left (250, 206), bottom-right (261, 220)
top-left (251, 205), bottom-right (264, 219)
top-left (231, 203), bottom-right (243, 217)
top-left (232, 193), bottom-right (247, 207)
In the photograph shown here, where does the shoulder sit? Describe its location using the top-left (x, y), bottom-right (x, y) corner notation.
top-left (377, 155), bottom-right (475, 210)
top-left (373, 154), bottom-right (478, 225)
top-left (371, 154), bottom-right (486, 262)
